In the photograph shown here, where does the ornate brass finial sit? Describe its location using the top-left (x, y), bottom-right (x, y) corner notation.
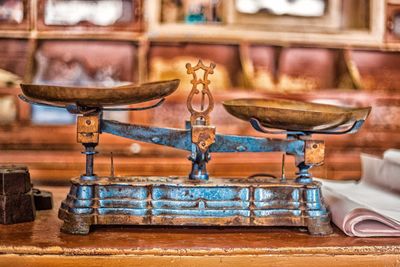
top-left (186, 60), bottom-right (216, 125)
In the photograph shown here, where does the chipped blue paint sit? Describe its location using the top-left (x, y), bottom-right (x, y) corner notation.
top-left (97, 186), bottom-right (148, 199)
top-left (98, 200), bottom-right (148, 209)
top-left (152, 200), bottom-right (250, 209)
top-left (254, 188), bottom-right (274, 201)
top-left (254, 201), bottom-right (301, 209)
top-left (152, 209), bottom-right (250, 217)
top-left (97, 208), bottom-right (148, 216)
top-left (152, 187), bottom-right (249, 201)
top-left (254, 209), bottom-right (302, 217)
top-left (291, 189), bottom-right (300, 201)
top-left (60, 178), bottom-right (330, 226)
top-left (101, 120), bottom-right (305, 155)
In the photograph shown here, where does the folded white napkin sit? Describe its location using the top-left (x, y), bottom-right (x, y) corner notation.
top-left (319, 150), bottom-right (400, 237)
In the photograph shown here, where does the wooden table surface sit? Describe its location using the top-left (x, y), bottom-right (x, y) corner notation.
top-left (0, 186), bottom-right (399, 267)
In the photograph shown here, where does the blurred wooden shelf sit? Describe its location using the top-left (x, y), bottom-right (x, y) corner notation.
top-left (2, 0), bottom-right (400, 51)
top-left (34, 30), bottom-right (145, 41)
top-left (0, 186), bottom-right (399, 266)
top-left (2, 28), bottom-right (400, 51)
top-left (0, 30), bottom-right (31, 39)
top-left (143, 0), bottom-right (400, 51)
top-left (148, 24), bottom-right (385, 49)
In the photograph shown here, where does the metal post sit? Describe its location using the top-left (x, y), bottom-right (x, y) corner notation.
top-left (81, 143), bottom-right (97, 180)
top-left (77, 114), bottom-right (100, 181)
top-left (295, 162), bottom-right (312, 184)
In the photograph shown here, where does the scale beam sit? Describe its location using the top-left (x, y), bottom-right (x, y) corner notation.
top-left (101, 120), bottom-right (305, 156)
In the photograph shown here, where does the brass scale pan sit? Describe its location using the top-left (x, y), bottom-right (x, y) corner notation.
top-left (20, 80), bottom-right (371, 132)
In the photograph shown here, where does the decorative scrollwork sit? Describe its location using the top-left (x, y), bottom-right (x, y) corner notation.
top-left (186, 60), bottom-right (216, 125)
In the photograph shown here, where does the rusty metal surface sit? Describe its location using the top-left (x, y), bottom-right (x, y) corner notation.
top-left (185, 60), bottom-right (217, 180)
top-left (77, 115), bottom-right (100, 144)
top-left (186, 60), bottom-right (215, 125)
top-left (222, 98), bottom-right (371, 132)
top-left (191, 125), bottom-right (216, 153)
top-left (0, 165), bottom-right (31, 195)
top-left (305, 140), bottom-right (325, 166)
top-left (32, 189), bottom-right (53, 211)
top-left (0, 165), bottom-right (35, 224)
top-left (0, 193), bottom-right (35, 224)
top-left (59, 176), bottom-right (332, 235)
top-left (20, 79), bottom-right (180, 107)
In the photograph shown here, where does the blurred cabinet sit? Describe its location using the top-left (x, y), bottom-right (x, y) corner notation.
top-left (385, 0), bottom-right (400, 42)
top-left (0, 0), bottom-right (30, 30)
top-left (148, 0), bottom-right (386, 48)
top-left (37, 0), bottom-right (142, 32)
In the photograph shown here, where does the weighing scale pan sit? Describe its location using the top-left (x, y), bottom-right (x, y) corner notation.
top-left (20, 79), bottom-right (180, 107)
top-left (222, 98), bottom-right (371, 132)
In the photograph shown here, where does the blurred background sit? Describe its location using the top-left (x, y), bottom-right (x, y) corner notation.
top-left (0, 0), bottom-right (399, 185)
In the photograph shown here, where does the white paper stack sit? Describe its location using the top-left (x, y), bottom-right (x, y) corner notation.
top-left (320, 149), bottom-right (400, 237)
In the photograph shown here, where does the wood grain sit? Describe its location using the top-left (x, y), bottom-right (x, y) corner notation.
top-left (0, 186), bottom-right (399, 266)
top-left (0, 254), bottom-right (399, 267)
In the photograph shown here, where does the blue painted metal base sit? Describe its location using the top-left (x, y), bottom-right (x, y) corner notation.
top-left (58, 176), bottom-right (333, 235)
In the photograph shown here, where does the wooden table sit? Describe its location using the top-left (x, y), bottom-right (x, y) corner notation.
top-left (0, 186), bottom-right (399, 267)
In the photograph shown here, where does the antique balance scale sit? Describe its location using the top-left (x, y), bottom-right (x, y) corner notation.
top-left (19, 61), bottom-right (371, 235)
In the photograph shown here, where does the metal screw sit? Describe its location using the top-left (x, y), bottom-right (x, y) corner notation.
top-left (236, 145), bottom-right (246, 152)
top-left (151, 137), bottom-right (160, 143)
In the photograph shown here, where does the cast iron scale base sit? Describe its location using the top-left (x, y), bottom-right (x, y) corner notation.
top-left (20, 60), bottom-right (370, 235)
top-left (59, 177), bottom-right (331, 235)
